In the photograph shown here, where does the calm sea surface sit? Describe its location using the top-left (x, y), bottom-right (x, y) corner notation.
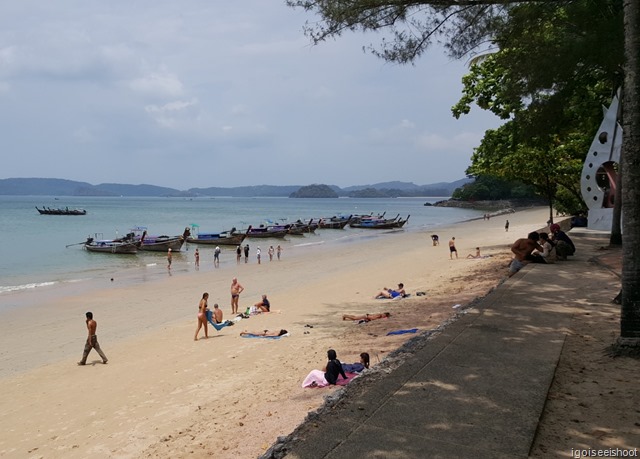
top-left (0, 196), bottom-right (483, 301)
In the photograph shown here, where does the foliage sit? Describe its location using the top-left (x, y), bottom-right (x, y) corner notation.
top-left (451, 1), bottom-right (623, 213)
top-left (289, 184), bottom-right (339, 198)
top-left (452, 175), bottom-right (536, 201)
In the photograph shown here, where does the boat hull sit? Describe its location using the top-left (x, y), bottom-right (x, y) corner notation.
top-left (138, 237), bottom-right (185, 252)
top-left (187, 233), bottom-right (247, 246)
top-left (246, 229), bottom-right (288, 238)
top-left (84, 242), bottom-right (138, 254)
top-left (37, 206), bottom-right (86, 215)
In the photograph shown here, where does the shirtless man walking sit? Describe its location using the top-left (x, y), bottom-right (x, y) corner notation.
top-left (230, 277), bottom-right (244, 315)
top-left (78, 311), bottom-right (108, 365)
top-left (449, 237), bottom-right (458, 259)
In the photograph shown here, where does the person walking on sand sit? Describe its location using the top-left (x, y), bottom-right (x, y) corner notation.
top-left (449, 237), bottom-right (458, 259)
top-left (167, 248), bottom-right (172, 269)
top-left (276, 245), bottom-right (282, 260)
top-left (194, 248), bottom-right (200, 268)
top-left (78, 311), bottom-right (108, 365)
top-left (236, 245), bottom-right (242, 264)
top-left (505, 220), bottom-right (510, 232)
top-left (230, 277), bottom-right (244, 315)
top-left (256, 247), bottom-right (261, 264)
top-left (244, 244), bottom-right (249, 263)
top-left (268, 245), bottom-right (274, 261)
top-left (194, 292), bottom-right (209, 341)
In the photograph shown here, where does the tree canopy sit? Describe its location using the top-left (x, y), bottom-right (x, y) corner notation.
top-left (288, 0), bottom-right (640, 344)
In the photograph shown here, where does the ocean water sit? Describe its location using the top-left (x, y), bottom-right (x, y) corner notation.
top-left (0, 195), bottom-right (483, 301)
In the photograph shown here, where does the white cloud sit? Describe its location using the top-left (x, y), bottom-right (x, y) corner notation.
top-left (130, 72), bottom-right (184, 97)
top-left (0, 0), bottom-right (502, 188)
top-left (415, 131), bottom-right (483, 152)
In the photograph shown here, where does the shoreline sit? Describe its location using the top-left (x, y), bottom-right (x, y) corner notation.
top-left (0, 207), bottom-right (551, 458)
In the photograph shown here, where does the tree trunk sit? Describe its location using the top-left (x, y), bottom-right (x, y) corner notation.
top-left (619, 0), bottom-right (640, 343)
top-left (610, 157), bottom-right (623, 246)
top-left (611, 87), bottom-right (624, 246)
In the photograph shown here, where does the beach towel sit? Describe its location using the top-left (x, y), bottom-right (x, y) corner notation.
top-left (376, 294), bottom-right (411, 300)
top-left (302, 370), bottom-right (358, 388)
top-left (206, 310), bottom-right (229, 331)
top-left (241, 333), bottom-right (290, 339)
top-left (386, 328), bottom-right (418, 336)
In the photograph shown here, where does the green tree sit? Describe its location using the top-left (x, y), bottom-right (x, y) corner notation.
top-left (288, 0), bottom-right (640, 346)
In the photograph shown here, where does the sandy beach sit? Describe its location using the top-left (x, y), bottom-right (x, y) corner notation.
top-left (0, 207), bottom-right (551, 458)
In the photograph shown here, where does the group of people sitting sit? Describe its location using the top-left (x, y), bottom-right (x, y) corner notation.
top-left (508, 223), bottom-right (576, 276)
top-left (302, 350), bottom-right (370, 388)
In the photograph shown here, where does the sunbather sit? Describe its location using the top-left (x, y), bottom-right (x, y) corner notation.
top-left (375, 283), bottom-right (406, 299)
top-left (240, 329), bottom-right (288, 337)
top-left (342, 312), bottom-right (390, 322)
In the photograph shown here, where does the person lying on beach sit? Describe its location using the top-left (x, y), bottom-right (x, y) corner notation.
top-left (467, 247), bottom-right (481, 258)
top-left (254, 294), bottom-right (270, 312)
top-left (341, 352), bottom-right (370, 373)
top-left (302, 349), bottom-right (348, 388)
top-left (375, 283), bottom-right (406, 299)
top-left (342, 312), bottom-right (391, 322)
top-left (240, 329), bottom-right (288, 337)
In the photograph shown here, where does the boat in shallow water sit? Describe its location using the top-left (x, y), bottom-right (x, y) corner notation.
top-left (186, 226), bottom-right (249, 246)
top-left (129, 227), bottom-right (189, 252)
top-left (83, 236), bottom-right (138, 254)
top-left (349, 214), bottom-right (410, 229)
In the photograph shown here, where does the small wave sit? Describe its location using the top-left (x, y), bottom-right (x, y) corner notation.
top-left (293, 241), bottom-right (326, 248)
top-left (0, 281), bottom-right (57, 294)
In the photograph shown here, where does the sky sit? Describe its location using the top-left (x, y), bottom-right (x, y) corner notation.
top-left (0, 1), bottom-right (502, 190)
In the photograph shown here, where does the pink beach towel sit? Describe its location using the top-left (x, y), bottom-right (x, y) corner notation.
top-left (302, 370), bottom-right (358, 388)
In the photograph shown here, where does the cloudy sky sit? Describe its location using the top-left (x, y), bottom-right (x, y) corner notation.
top-left (0, 1), bottom-right (501, 190)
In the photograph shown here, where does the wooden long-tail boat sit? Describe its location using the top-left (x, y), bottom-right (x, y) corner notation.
top-left (349, 214), bottom-right (410, 229)
top-left (186, 226), bottom-right (249, 246)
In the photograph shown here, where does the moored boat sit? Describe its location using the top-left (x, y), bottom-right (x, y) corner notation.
top-left (37, 206), bottom-right (87, 215)
top-left (245, 224), bottom-right (289, 238)
top-left (186, 226), bottom-right (249, 246)
top-left (83, 236), bottom-right (138, 254)
top-left (349, 214), bottom-right (410, 229)
top-left (317, 215), bottom-right (352, 229)
top-left (129, 227), bottom-right (189, 252)
top-left (287, 219), bottom-right (317, 235)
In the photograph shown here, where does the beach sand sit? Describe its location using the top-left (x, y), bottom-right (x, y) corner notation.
top-left (0, 207), bottom-right (550, 458)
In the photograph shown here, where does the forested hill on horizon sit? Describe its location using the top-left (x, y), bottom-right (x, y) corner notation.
top-left (0, 178), bottom-right (469, 198)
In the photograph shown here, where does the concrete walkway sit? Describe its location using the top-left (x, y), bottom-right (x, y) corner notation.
top-left (273, 232), bottom-right (619, 459)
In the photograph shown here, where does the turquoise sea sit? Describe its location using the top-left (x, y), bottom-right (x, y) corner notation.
top-left (0, 196), bottom-right (484, 304)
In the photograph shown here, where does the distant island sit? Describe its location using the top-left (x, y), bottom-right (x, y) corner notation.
top-left (289, 184), bottom-right (339, 198)
top-left (0, 177), bottom-right (470, 198)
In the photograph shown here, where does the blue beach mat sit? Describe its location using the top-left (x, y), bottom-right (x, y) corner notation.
top-left (386, 328), bottom-right (418, 336)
